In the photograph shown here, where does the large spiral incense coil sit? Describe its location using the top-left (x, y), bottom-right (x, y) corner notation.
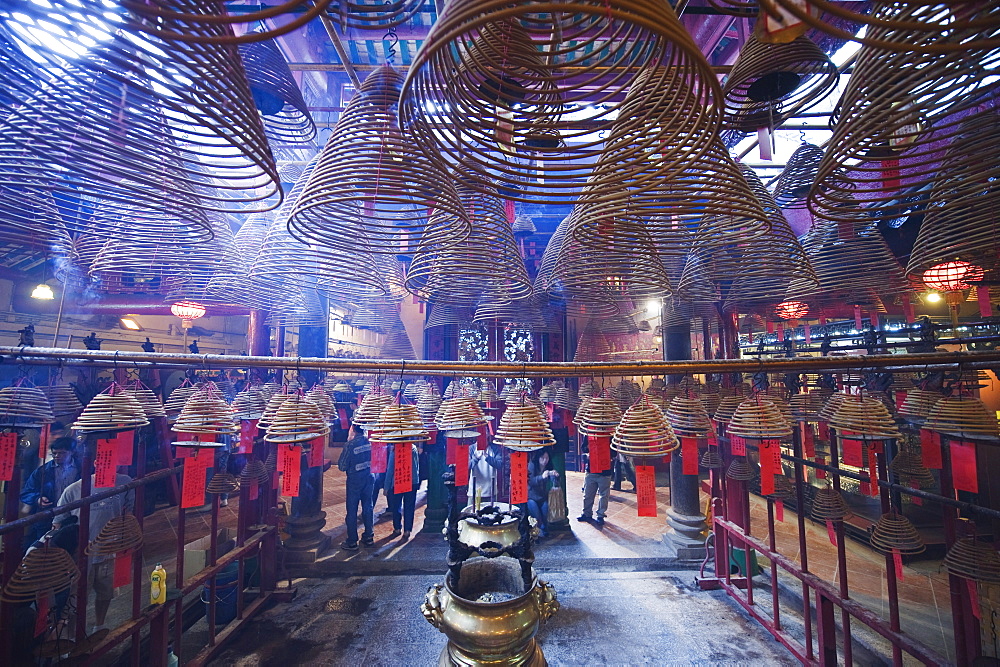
top-left (164, 383), bottom-right (200, 415)
top-left (257, 391), bottom-right (295, 430)
top-left (123, 383), bottom-right (166, 420)
top-left (86, 514), bottom-right (143, 557)
top-left (207, 472), bottom-right (241, 495)
top-left (722, 34), bottom-right (838, 134)
top-left (578, 381), bottom-right (599, 398)
top-left (889, 449), bottom-right (936, 490)
top-left (473, 295), bottom-right (548, 331)
top-left (816, 392), bottom-right (849, 424)
top-left (41, 384), bottom-right (83, 419)
top-left (789, 391), bottom-right (828, 422)
top-left (923, 396), bottom-right (1000, 440)
top-left (238, 37), bottom-right (315, 144)
top-left (944, 537), bottom-right (1000, 584)
top-left (0, 385), bottom-right (54, 427)
top-left (906, 111), bottom-right (1000, 278)
top-left (174, 385), bottom-right (238, 436)
top-left (773, 143), bottom-right (825, 208)
top-left (612, 401), bottom-right (679, 459)
top-left (73, 386), bottom-right (149, 433)
top-left (0, 545), bottom-right (80, 603)
top-left (353, 391), bottom-right (393, 430)
top-left (726, 456), bottom-right (756, 481)
top-left (610, 380), bottom-right (644, 413)
top-left (306, 387), bottom-right (336, 422)
top-left (808, 4), bottom-right (1000, 226)
top-left (494, 404), bottom-right (555, 452)
top-left (240, 459), bottom-right (270, 487)
top-left (380, 327), bottom-right (416, 360)
top-left (478, 388), bottom-right (501, 405)
top-left (811, 485), bottom-right (853, 522)
top-left (870, 511), bottom-right (925, 555)
top-left (425, 305), bottom-right (474, 330)
top-left (727, 398), bottom-right (793, 440)
top-left (417, 393), bottom-right (444, 428)
top-left (400, 3), bottom-right (722, 205)
top-left (665, 396), bottom-right (713, 438)
top-left (369, 404), bottom-right (430, 445)
top-left (713, 396), bottom-right (745, 426)
top-left (554, 387), bottom-right (582, 412)
top-left (829, 396), bottom-right (901, 440)
top-left (233, 386), bottom-right (268, 421)
top-left (288, 66), bottom-right (470, 256)
top-left (264, 394), bottom-right (330, 444)
top-left (574, 396), bottom-right (623, 437)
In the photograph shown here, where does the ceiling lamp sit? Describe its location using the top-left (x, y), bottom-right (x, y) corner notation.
top-left (922, 261), bottom-right (984, 328)
top-left (774, 301), bottom-right (809, 320)
top-left (170, 301), bottom-right (206, 328)
top-left (30, 283), bottom-right (54, 300)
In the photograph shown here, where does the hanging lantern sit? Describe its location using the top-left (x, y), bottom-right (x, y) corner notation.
top-left (922, 261), bottom-right (984, 292)
top-left (170, 301), bottom-right (207, 322)
top-left (774, 301), bottom-right (809, 320)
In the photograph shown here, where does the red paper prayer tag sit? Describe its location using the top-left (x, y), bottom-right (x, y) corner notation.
top-left (903, 294), bottom-right (915, 323)
top-left (589, 435), bottom-right (611, 473)
top-left (816, 457), bottom-right (826, 480)
top-left (882, 158), bottom-right (901, 190)
top-left (0, 432), bottom-right (17, 481)
top-left (239, 419), bottom-right (258, 454)
top-left (445, 438), bottom-right (457, 465)
top-left (248, 479), bottom-right (259, 501)
top-left (707, 429), bottom-right (718, 447)
top-left (114, 552), bottom-right (132, 588)
top-left (509, 451), bottom-right (528, 504)
top-left (775, 499), bottom-right (784, 523)
top-left (950, 440), bottom-right (978, 493)
top-left (818, 421), bottom-right (830, 442)
top-left (802, 423), bottom-right (815, 458)
top-left (308, 436), bottom-right (325, 468)
top-left (681, 437), bottom-right (699, 476)
top-left (455, 444), bottom-right (470, 486)
top-left (545, 402), bottom-right (555, 422)
top-left (826, 520), bottom-right (837, 546)
top-left (892, 548), bottom-right (904, 581)
top-left (281, 445), bottom-right (302, 497)
top-left (477, 426), bottom-right (488, 451)
top-left (393, 442), bottom-right (412, 494)
top-left (175, 431), bottom-right (195, 441)
top-left (894, 391), bottom-right (906, 412)
top-left (766, 321), bottom-right (775, 334)
top-left (39, 424), bottom-right (50, 461)
top-left (868, 447), bottom-right (879, 497)
top-left (854, 304), bottom-right (863, 331)
top-left (116, 430), bottom-right (134, 466)
top-left (968, 579), bottom-right (981, 619)
top-left (636, 465), bottom-right (657, 517)
top-left (804, 323), bottom-right (811, 344)
top-left (730, 434), bottom-right (746, 457)
top-left (978, 285), bottom-right (993, 318)
top-left (371, 442), bottom-right (388, 474)
top-left (34, 593), bottom-right (50, 637)
top-left (841, 438), bottom-right (863, 468)
top-left (337, 407), bottom-right (349, 431)
top-left (95, 437), bottom-right (117, 488)
top-left (920, 429), bottom-right (943, 469)
top-left (181, 449), bottom-right (210, 508)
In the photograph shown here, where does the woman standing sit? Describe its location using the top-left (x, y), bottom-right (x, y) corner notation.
top-left (384, 442), bottom-right (420, 541)
top-left (527, 448), bottom-right (559, 538)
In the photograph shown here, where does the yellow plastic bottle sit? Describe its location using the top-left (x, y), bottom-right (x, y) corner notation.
top-left (150, 563), bottom-right (167, 605)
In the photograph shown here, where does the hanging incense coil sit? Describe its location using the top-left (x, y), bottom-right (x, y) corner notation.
top-left (924, 396), bottom-right (1000, 440)
top-left (0, 545), bottom-right (80, 603)
top-left (789, 392), bottom-right (828, 422)
top-left (554, 387), bottom-right (581, 412)
top-left (74, 387), bottom-right (149, 433)
top-left (612, 401), bottom-right (679, 459)
top-left (264, 394), bottom-right (330, 444)
top-left (238, 36), bottom-right (316, 144)
top-left (726, 456), bottom-right (756, 481)
top-left (174, 386), bottom-right (238, 436)
top-left (86, 514), bottom-right (143, 557)
top-left (306, 387), bottom-right (336, 422)
top-left (665, 396), bottom-right (713, 438)
top-left (816, 392), bottom-right (850, 423)
top-left (494, 404), bottom-right (556, 452)
top-left (574, 397), bottom-right (624, 437)
top-left (233, 386), bottom-right (268, 421)
top-left (425, 305), bottom-right (474, 330)
top-left (727, 398), bottom-right (793, 440)
top-left (123, 383), bottom-right (166, 419)
top-left (369, 404), bottom-right (430, 445)
top-left (578, 381), bottom-right (598, 398)
top-left (207, 472), bottom-right (241, 495)
top-left (870, 511), bottom-right (925, 555)
top-left (700, 448), bottom-right (724, 470)
top-left (888, 449), bottom-right (936, 490)
top-left (773, 143), bottom-right (825, 208)
top-left (713, 396), bottom-right (745, 426)
top-left (0, 385), bottom-right (55, 427)
top-left (240, 459), bottom-right (270, 487)
top-left (353, 392), bottom-right (394, 430)
top-left (41, 384), bottom-right (83, 419)
top-left (380, 327), bottom-right (417, 360)
top-left (264, 448), bottom-right (278, 474)
top-left (811, 485), bottom-right (853, 522)
top-left (768, 473), bottom-right (796, 500)
top-left (417, 394), bottom-right (444, 428)
top-left (829, 396), bottom-right (901, 440)
top-left (944, 537), bottom-right (1000, 584)
top-left (164, 384), bottom-right (200, 415)
top-left (722, 34), bottom-right (838, 133)
top-left (610, 380), bottom-right (644, 413)
top-left (258, 391), bottom-right (297, 430)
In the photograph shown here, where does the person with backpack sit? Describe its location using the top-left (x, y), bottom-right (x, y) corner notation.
top-left (338, 426), bottom-right (375, 550)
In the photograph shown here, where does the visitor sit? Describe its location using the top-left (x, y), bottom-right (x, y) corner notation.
top-left (338, 426), bottom-right (374, 550)
top-left (20, 436), bottom-right (80, 549)
top-left (578, 437), bottom-right (613, 526)
top-left (384, 441), bottom-right (420, 541)
top-left (469, 442), bottom-right (502, 507)
top-left (612, 452), bottom-right (636, 493)
top-left (527, 448), bottom-right (558, 538)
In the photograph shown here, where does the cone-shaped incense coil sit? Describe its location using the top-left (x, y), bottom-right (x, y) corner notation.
top-left (349, 392), bottom-right (391, 430)
top-left (174, 386), bottom-right (237, 436)
top-left (263, 448), bottom-right (278, 474)
top-left (944, 538), bottom-right (1000, 583)
top-left (494, 404), bottom-right (555, 452)
top-left (870, 512), bottom-right (925, 555)
top-left (774, 143), bottom-right (824, 208)
top-left (306, 387), bottom-right (335, 421)
top-left (369, 404), bottom-right (430, 444)
top-left (768, 474), bottom-right (795, 499)
top-left (726, 457), bottom-right (755, 481)
top-left (713, 396), bottom-right (745, 425)
top-left (435, 396), bottom-right (487, 432)
top-left (164, 384), bottom-right (199, 414)
top-left (478, 388), bottom-right (501, 404)
top-left (538, 383), bottom-right (557, 403)
top-left (0, 385), bottom-right (55, 427)
top-left (233, 386), bottom-right (268, 420)
top-left (328, 380), bottom-right (354, 394)
top-left (416, 393), bottom-right (443, 426)
top-left (123, 384), bottom-right (166, 419)
top-left (257, 391), bottom-right (295, 429)
top-left (578, 381), bottom-right (598, 398)
top-left (259, 382), bottom-right (282, 402)
top-left (74, 388), bottom-right (149, 432)
top-left (811, 486), bottom-right (853, 522)
top-left (700, 448), bottom-right (724, 469)
top-left (830, 396), bottom-right (901, 440)
top-left (612, 401), bottom-right (679, 459)
top-left (264, 394), bottom-right (330, 444)
top-left (574, 396), bottom-right (623, 436)
top-left (790, 392), bottom-right (828, 422)
top-left (86, 514), bottom-right (143, 556)
top-left (241, 459), bottom-right (270, 486)
top-left (41, 384), bottom-right (83, 418)
top-left (665, 396), bottom-right (713, 437)
top-left (924, 396), bottom-right (1000, 440)
top-left (554, 387), bottom-right (582, 412)
top-left (0, 545), bottom-right (80, 603)
top-left (889, 450), bottom-right (936, 489)
top-left (642, 392), bottom-right (668, 412)
top-left (727, 398), bottom-right (793, 440)
top-left (816, 392), bottom-right (850, 423)
top-left (897, 389), bottom-right (941, 423)
top-left (207, 472), bottom-right (241, 495)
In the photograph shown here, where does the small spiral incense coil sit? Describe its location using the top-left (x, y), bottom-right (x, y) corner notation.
top-left (41, 384), bottom-right (83, 419)
top-left (574, 397), bottom-right (623, 437)
top-left (789, 392), bottom-right (828, 422)
top-left (773, 143), bottom-right (825, 209)
top-left (0, 385), bottom-right (55, 427)
top-left (74, 387), bottom-right (149, 433)
top-left (327, 380), bottom-right (355, 395)
top-left (174, 386), bottom-right (238, 436)
top-left (665, 396), bottom-right (713, 438)
top-left (472, 388), bottom-right (497, 406)
top-left (923, 396), bottom-right (1000, 440)
top-left (369, 404), bottom-right (430, 445)
top-left (870, 511), bottom-right (925, 555)
top-left (829, 396), bottom-right (901, 440)
top-left (578, 381), bottom-right (598, 398)
top-left (0, 546), bottom-right (80, 604)
top-left (554, 387), bottom-right (582, 412)
top-left (713, 396), bottom-right (745, 426)
top-left (306, 387), bottom-right (336, 422)
top-left (164, 384), bottom-right (200, 415)
top-left (727, 398), bottom-right (793, 440)
top-left (612, 401), bottom-right (679, 459)
top-left (238, 36), bottom-right (316, 144)
top-left (944, 537), bottom-right (1000, 583)
top-left (350, 392), bottom-right (392, 430)
top-left (123, 383), bottom-right (166, 420)
top-left (494, 404), bottom-right (556, 452)
top-left (233, 386), bottom-right (268, 421)
top-left (726, 456), bottom-right (756, 481)
top-left (417, 394), bottom-right (444, 428)
top-left (700, 448), bottom-right (724, 470)
top-left (257, 392), bottom-right (295, 430)
top-left (473, 294), bottom-right (549, 331)
top-left (816, 392), bottom-right (850, 423)
top-left (811, 485), bottom-right (853, 522)
top-left (768, 473), bottom-right (796, 500)
top-left (86, 514), bottom-right (143, 556)
top-left (207, 472), bottom-right (241, 495)
top-left (263, 448), bottom-right (278, 475)
top-left (263, 394), bottom-right (330, 444)
top-left (241, 459), bottom-right (270, 487)
top-left (610, 380), bottom-right (644, 413)
top-left (888, 449), bottom-right (936, 490)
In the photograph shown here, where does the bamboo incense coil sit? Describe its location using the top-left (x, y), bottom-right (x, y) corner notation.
top-left (425, 305), bottom-right (474, 330)
top-left (554, 387), bottom-right (581, 412)
top-left (123, 383), bottom-right (166, 419)
top-left (207, 472), bottom-right (241, 495)
top-left (73, 387), bottom-right (149, 433)
top-left (233, 386), bottom-right (268, 421)
top-left (238, 36), bottom-right (316, 144)
top-left (264, 394), bottom-right (331, 444)
top-left (494, 404), bottom-right (556, 452)
top-left (726, 456), bottom-right (756, 481)
top-left (0, 385), bottom-right (55, 427)
top-left (241, 459), bottom-right (270, 487)
top-left (578, 381), bottom-right (598, 398)
top-left (811, 486), bottom-right (853, 523)
top-left (435, 396), bottom-right (487, 432)
top-left (574, 397), bottom-right (623, 437)
top-left (870, 511), bottom-right (925, 555)
top-left (768, 473), bottom-right (795, 500)
top-left (713, 396), bottom-right (745, 425)
top-left (369, 404), bottom-right (430, 445)
top-left (257, 391), bottom-right (296, 430)
top-left (789, 391), bottom-right (828, 422)
top-left (923, 396), bottom-right (1000, 440)
top-left (816, 392), bottom-right (850, 423)
top-left (612, 401), bottom-right (679, 459)
top-left (610, 380), bottom-right (644, 412)
top-left (174, 386), bottom-right (238, 436)
top-left (665, 396), bottom-right (713, 438)
top-left (888, 449), bottom-right (936, 490)
top-left (417, 393), bottom-right (443, 427)
top-left (164, 384), bottom-right (200, 414)
top-left (306, 387), bottom-right (336, 422)
top-left (944, 538), bottom-right (1000, 584)
top-left (40, 384), bottom-right (83, 419)
top-left (380, 328), bottom-right (417, 360)
top-left (86, 514), bottom-right (143, 557)
top-left (478, 388), bottom-right (500, 405)
top-left (0, 545), bottom-right (80, 603)
top-left (727, 398), bottom-right (793, 440)
top-left (773, 143), bottom-right (825, 208)
top-left (829, 396), bottom-right (901, 440)
top-left (700, 448), bottom-right (724, 470)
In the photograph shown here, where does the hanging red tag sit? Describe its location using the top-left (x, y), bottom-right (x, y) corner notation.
top-left (747, 329), bottom-right (754, 344)
top-left (707, 429), bottom-right (718, 447)
top-left (371, 441), bottom-right (388, 474)
top-left (116, 430), bottom-right (134, 466)
top-left (950, 440), bottom-right (978, 493)
top-left (826, 519), bottom-right (837, 546)
top-left (903, 294), bottom-right (915, 323)
top-left (892, 548), bottom-right (904, 581)
top-left (867, 447), bottom-right (879, 497)
top-left (239, 419), bottom-right (258, 454)
top-left (34, 593), bottom-right (51, 637)
top-left (308, 436), bottom-right (325, 468)
top-left (589, 435), bottom-right (611, 473)
top-left (567, 419), bottom-right (577, 437)
top-left (881, 158), bottom-right (901, 190)
top-left (181, 448), bottom-right (210, 508)
top-left (636, 465), bottom-right (657, 517)
top-left (775, 499), bottom-right (784, 523)
top-left (509, 451), bottom-right (528, 504)
top-left (248, 479), bottom-right (259, 501)
top-left (662, 452), bottom-right (671, 464)
top-left (681, 437), bottom-right (699, 475)
top-left (802, 422), bottom-right (815, 458)
top-left (818, 421), bottom-right (830, 442)
top-left (337, 407), bottom-right (349, 431)
top-left (853, 305), bottom-right (863, 331)
top-left (776, 322), bottom-right (784, 338)
top-left (281, 445), bottom-right (302, 497)
top-left (175, 431), bottom-right (194, 459)
top-left (730, 434), bottom-right (746, 456)
top-left (114, 552), bottom-right (132, 588)
top-left (95, 437), bottom-right (118, 488)
top-left (870, 311), bottom-right (880, 330)
top-left (39, 423), bottom-right (50, 461)
top-left (766, 321), bottom-right (775, 334)
top-left (446, 437), bottom-right (458, 465)
top-left (920, 429), bottom-right (943, 469)
top-left (477, 426), bottom-right (488, 451)
top-left (841, 437), bottom-right (863, 468)
top-left (545, 402), bottom-right (555, 422)
top-left (0, 432), bottom-right (17, 481)
top-left (816, 456), bottom-right (827, 480)
top-left (804, 323), bottom-right (811, 345)
top-left (978, 285), bottom-right (993, 318)
top-left (455, 444), bottom-right (470, 486)
top-left (760, 439), bottom-right (778, 496)
top-left (968, 579), bottom-right (981, 619)
top-left (393, 442), bottom-right (412, 494)
top-left (894, 391), bottom-right (906, 412)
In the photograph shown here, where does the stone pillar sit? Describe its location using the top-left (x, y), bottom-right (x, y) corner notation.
top-left (422, 431), bottom-right (448, 533)
top-left (663, 323), bottom-right (709, 560)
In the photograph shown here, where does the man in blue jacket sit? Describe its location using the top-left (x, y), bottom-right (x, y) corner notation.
top-left (20, 436), bottom-right (80, 549)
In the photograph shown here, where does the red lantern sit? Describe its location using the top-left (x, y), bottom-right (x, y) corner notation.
top-left (922, 261), bottom-right (984, 292)
top-left (170, 301), bottom-right (206, 321)
top-left (774, 301), bottom-right (809, 320)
